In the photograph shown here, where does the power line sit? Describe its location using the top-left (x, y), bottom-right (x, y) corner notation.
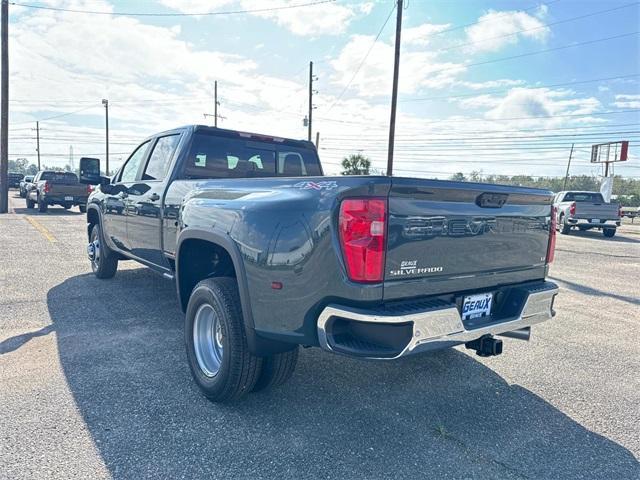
top-left (324, 3), bottom-right (396, 114)
top-left (399, 73), bottom-right (640, 103)
top-left (9, 0), bottom-right (337, 17)
top-left (10, 105), bottom-right (97, 125)
top-left (420, 31), bottom-right (640, 81)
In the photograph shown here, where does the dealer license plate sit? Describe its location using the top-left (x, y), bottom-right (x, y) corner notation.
top-left (65, 196), bottom-right (73, 201)
top-left (462, 293), bottom-right (493, 320)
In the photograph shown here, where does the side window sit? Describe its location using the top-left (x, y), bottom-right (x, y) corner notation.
top-left (143, 134), bottom-right (181, 181)
top-left (119, 141), bottom-right (151, 183)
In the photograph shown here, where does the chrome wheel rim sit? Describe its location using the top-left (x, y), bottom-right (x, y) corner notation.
top-left (88, 233), bottom-right (100, 272)
top-left (193, 303), bottom-right (224, 377)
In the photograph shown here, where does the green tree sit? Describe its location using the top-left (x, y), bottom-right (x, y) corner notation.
top-left (341, 154), bottom-right (371, 175)
top-left (450, 172), bottom-right (466, 182)
top-left (8, 158), bottom-right (29, 173)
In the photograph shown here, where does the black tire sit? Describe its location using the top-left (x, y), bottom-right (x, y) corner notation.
top-left (79, 204), bottom-right (87, 213)
top-left (185, 277), bottom-right (262, 402)
top-left (603, 228), bottom-right (616, 238)
top-left (252, 347), bottom-right (299, 392)
top-left (26, 197), bottom-right (35, 209)
top-left (560, 214), bottom-right (570, 234)
top-left (19, 190), bottom-right (25, 198)
top-left (63, 204), bottom-right (71, 210)
top-left (37, 196), bottom-right (48, 213)
top-left (89, 224), bottom-right (118, 279)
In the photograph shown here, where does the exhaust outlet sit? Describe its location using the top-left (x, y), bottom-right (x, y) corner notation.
top-left (465, 335), bottom-right (503, 357)
top-left (499, 327), bottom-right (531, 341)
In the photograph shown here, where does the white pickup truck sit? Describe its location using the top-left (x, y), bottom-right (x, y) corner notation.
top-left (553, 191), bottom-right (621, 237)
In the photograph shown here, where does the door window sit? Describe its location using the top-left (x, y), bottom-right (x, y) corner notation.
top-left (119, 141), bottom-right (151, 183)
top-left (143, 134), bottom-right (181, 181)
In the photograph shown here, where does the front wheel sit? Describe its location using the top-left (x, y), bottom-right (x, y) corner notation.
top-left (185, 277), bottom-right (262, 402)
top-left (603, 228), bottom-right (616, 238)
top-left (89, 224), bottom-right (118, 278)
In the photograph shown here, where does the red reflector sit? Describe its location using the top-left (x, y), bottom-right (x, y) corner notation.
top-left (339, 198), bottom-right (387, 283)
top-left (43, 181), bottom-right (50, 193)
top-left (569, 202), bottom-right (576, 216)
top-left (547, 205), bottom-right (557, 264)
top-left (271, 281), bottom-right (283, 290)
top-left (87, 184), bottom-right (94, 194)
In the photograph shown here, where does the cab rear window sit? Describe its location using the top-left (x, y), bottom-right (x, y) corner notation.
top-left (40, 172), bottom-right (79, 184)
top-left (183, 133), bottom-right (321, 179)
top-left (563, 192), bottom-right (604, 202)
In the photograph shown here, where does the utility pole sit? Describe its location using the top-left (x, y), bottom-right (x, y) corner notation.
top-left (0, 0), bottom-right (8, 214)
top-left (563, 143), bottom-right (574, 190)
top-left (35, 121), bottom-right (40, 170)
top-left (386, 0), bottom-right (403, 177)
top-left (308, 61), bottom-right (314, 142)
top-left (315, 131), bottom-right (320, 149)
top-left (102, 99), bottom-right (109, 176)
top-left (214, 80), bottom-right (218, 127)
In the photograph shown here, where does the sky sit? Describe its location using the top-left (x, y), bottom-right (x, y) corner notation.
top-left (6, 0), bottom-right (640, 178)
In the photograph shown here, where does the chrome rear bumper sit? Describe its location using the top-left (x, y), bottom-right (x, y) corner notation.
top-left (317, 282), bottom-right (558, 360)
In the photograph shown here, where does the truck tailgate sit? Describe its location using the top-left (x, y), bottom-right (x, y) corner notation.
top-left (573, 202), bottom-right (618, 219)
top-left (384, 178), bottom-right (552, 301)
top-left (49, 183), bottom-right (87, 197)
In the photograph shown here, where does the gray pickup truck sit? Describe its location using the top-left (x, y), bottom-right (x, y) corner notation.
top-left (553, 191), bottom-right (621, 237)
top-left (79, 125), bottom-right (559, 402)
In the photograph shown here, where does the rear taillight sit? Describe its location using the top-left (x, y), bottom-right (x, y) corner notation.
top-left (87, 184), bottom-right (94, 194)
top-left (547, 205), bottom-right (557, 264)
top-left (338, 198), bottom-right (387, 283)
top-left (43, 181), bottom-right (51, 193)
top-left (569, 202), bottom-right (576, 216)
top-left (617, 205), bottom-right (622, 218)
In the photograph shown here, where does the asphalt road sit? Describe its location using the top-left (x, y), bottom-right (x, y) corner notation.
top-left (1, 190), bottom-right (639, 479)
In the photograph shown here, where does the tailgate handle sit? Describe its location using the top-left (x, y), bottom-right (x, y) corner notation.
top-left (476, 192), bottom-right (508, 208)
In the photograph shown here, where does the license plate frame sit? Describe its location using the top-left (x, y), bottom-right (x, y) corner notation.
top-left (462, 292), bottom-right (493, 321)
top-left (64, 196), bottom-right (74, 201)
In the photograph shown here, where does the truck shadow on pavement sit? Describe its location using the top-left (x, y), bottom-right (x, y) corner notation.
top-left (563, 229), bottom-right (640, 244)
top-left (11, 206), bottom-right (83, 216)
top-left (46, 269), bottom-right (639, 479)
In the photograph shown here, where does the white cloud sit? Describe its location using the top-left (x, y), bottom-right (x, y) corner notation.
top-left (455, 78), bottom-right (525, 90)
top-left (241, 0), bottom-right (356, 36)
top-left (401, 22), bottom-right (451, 47)
top-left (358, 2), bottom-right (374, 15)
top-left (465, 9), bottom-right (549, 52)
top-left (330, 34), bottom-right (466, 97)
top-left (158, 0), bottom-right (234, 14)
top-left (161, 0), bottom-right (359, 36)
top-left (613, 94), bottom-right (640, 108)
top-left (484, 88), bottom-right (601, 121)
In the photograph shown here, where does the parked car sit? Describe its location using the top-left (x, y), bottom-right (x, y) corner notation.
top-left (553, 191), bottom-right (621, 237)
top-left (26, 170), bottom-right (90, 213)
top-left (80, 125), bottom-right (559, 403)
top-left (8, 172), bottom-right (23, 188)
top-left (19, 175), bottom-right (34, 198)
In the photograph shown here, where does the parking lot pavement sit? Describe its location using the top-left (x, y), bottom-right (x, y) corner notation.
top-left (1, 189), bottom-right (639, 479)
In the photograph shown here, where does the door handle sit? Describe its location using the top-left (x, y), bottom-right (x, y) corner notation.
top-left (149, 193), bottom-right (160, 202)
